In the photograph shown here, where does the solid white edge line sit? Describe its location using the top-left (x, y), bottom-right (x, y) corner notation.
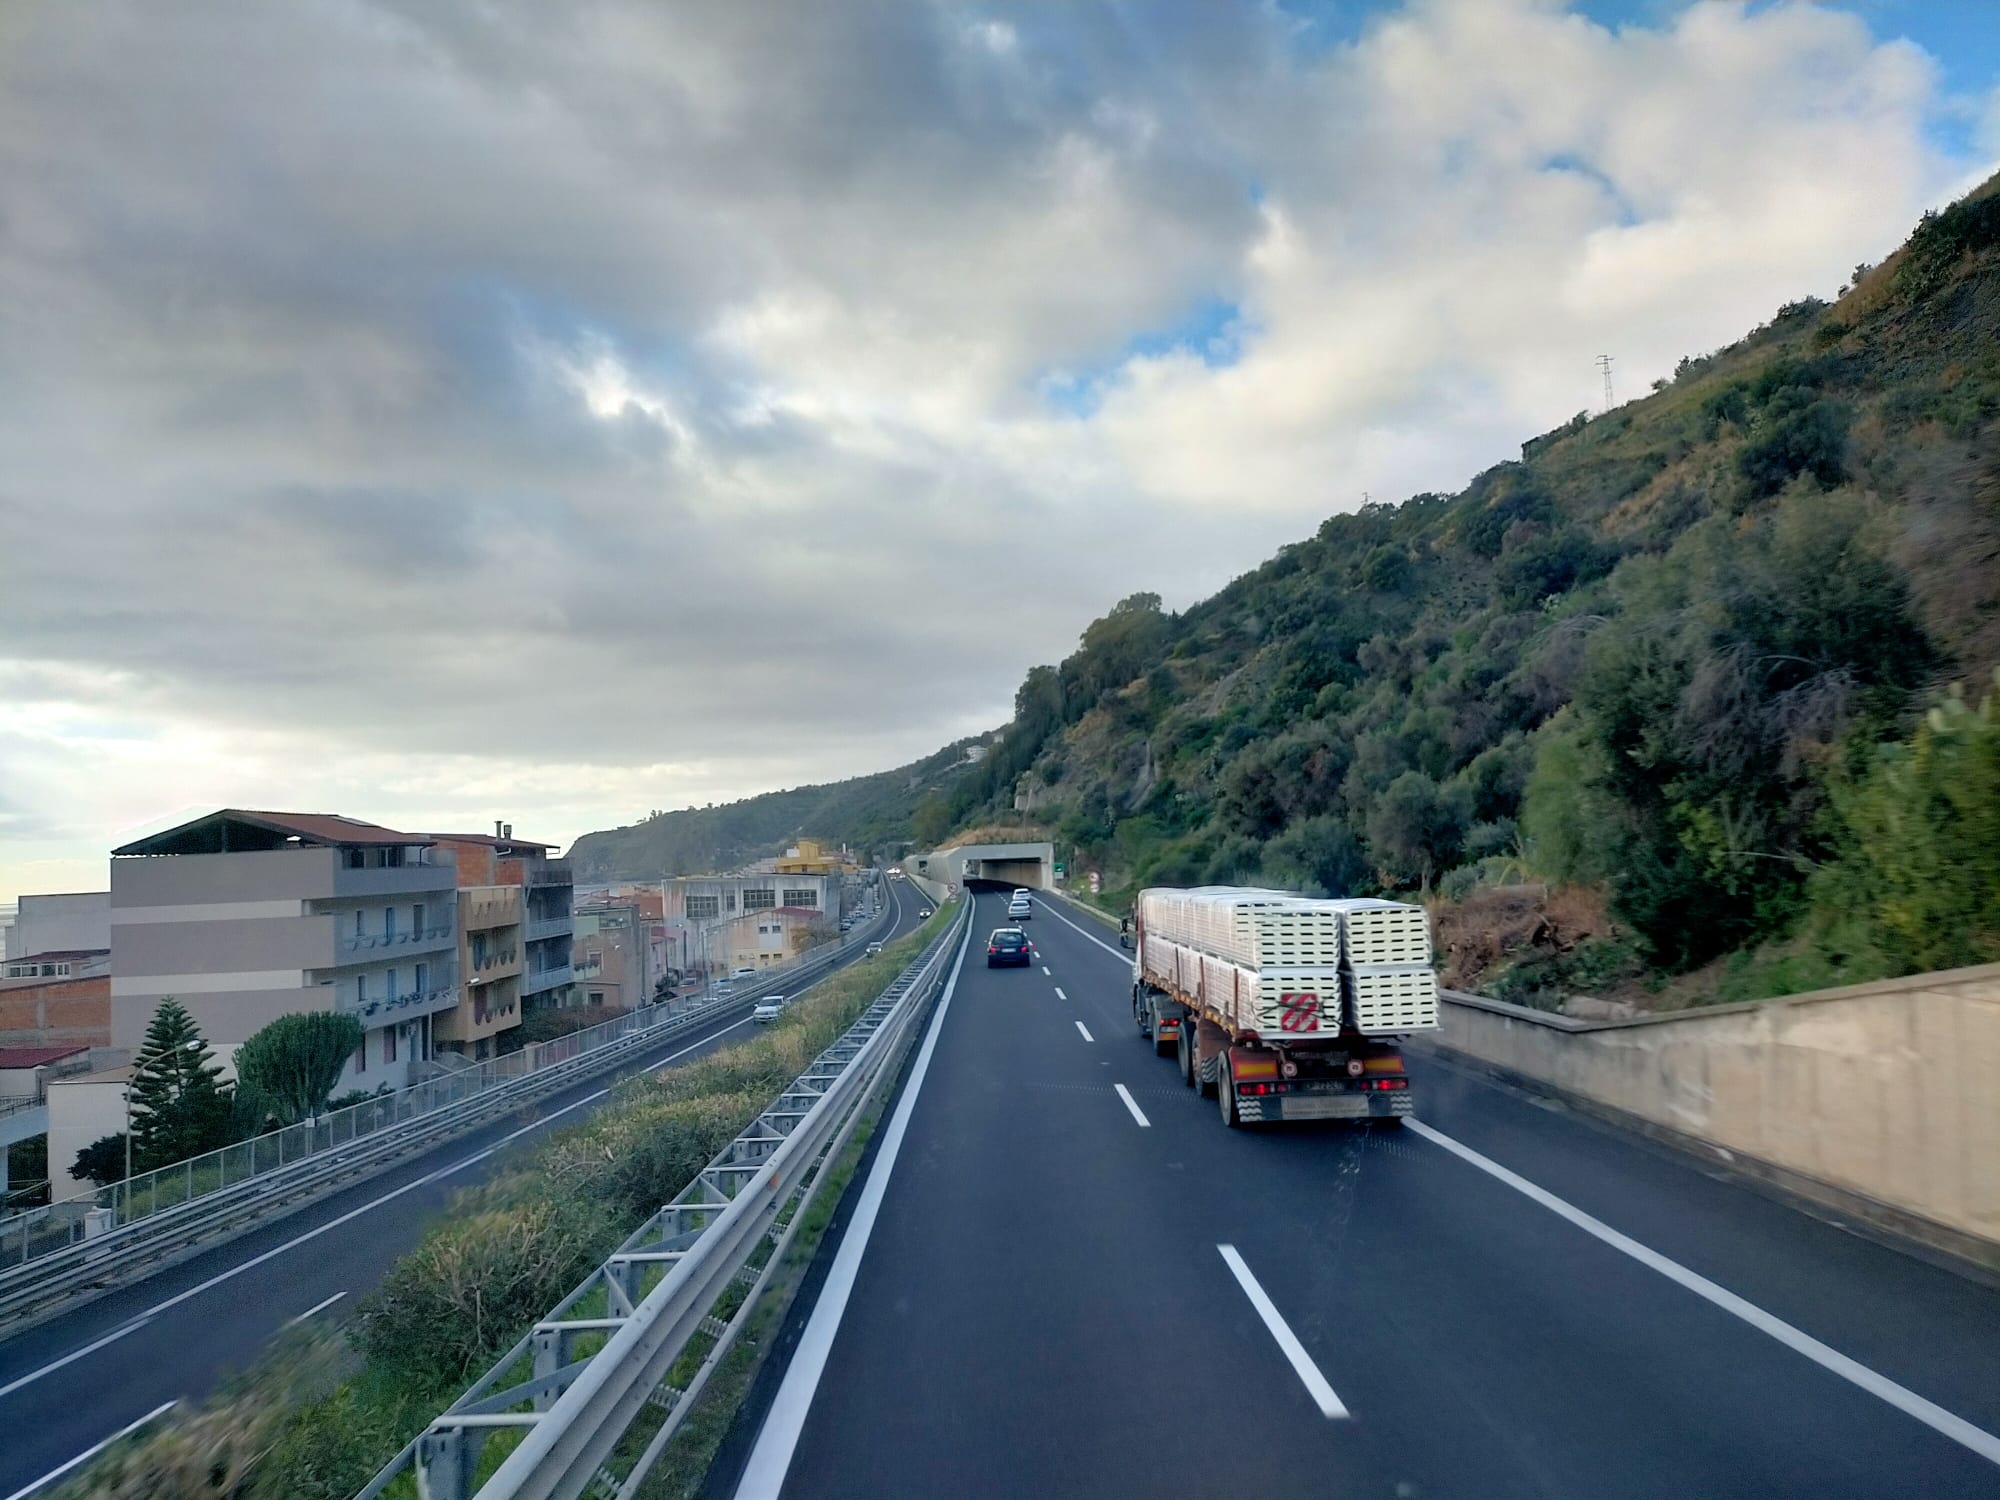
top-left (0, 1012), bottom-right (759, 1402)
top-left (285, 1290), bottom-right (347, 1325)
top-left (1037, 895), bottom-right (1129, 961)
top-left (0, 1316), bottom-right (154, 1401)
top-left (733, 910), bottom-right (976, 1500)
top-left (1403, 1118), bottom-right (2000, 1469)
top-left (1074, 1021), bottom-right (1094, 1042)
top-left (1113, 1083), bottom-right (1150, 1127)
top-left (2, 1398), bottom-right (178, 1500)
top-left (1217, 1244), bottom-right (1349, 1419)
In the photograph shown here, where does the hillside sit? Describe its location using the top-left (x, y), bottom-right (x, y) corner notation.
top-left (580, 177), bottom-right (2000, 1002)
top-left (567, 736), bottom-right (987, 880)
top-left (922, 175), bottom-right (2000, 1003)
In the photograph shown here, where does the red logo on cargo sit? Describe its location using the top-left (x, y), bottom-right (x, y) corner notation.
top-left (1278, 992), bottom-right (1320, 1032)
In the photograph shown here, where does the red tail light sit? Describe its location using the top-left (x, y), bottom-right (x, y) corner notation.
top-left (988, 946), bottom-right (997, 954)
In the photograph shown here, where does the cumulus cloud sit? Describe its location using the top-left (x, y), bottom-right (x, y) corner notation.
top-left (0, 0), bottom-right (1990, 890)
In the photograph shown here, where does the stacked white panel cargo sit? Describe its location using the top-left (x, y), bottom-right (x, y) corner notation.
top-left (1129, 884), bottom-right (1434, 1128)
top-left (1324, 898), bottom-right (1440, 1035)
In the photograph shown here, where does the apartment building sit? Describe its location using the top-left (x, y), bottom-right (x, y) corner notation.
top-left (1, 951), bottom-right (111, 1050)
top-left (1, 892), bottom-right (110, 961)
top-left (572, 899), bottom-right (649, 1008)
top-left (110, 810), bottom-right (459, 1091)
top-left (425, 826), bottom-right (574, 1057)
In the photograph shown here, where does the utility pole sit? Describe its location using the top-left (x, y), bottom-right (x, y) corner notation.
top-left (1597, 353), bottom-right (1615, 411)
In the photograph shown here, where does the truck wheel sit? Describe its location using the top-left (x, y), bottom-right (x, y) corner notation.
top-left (1178, 1022), bottom-right (1195, 1089)
top-left (1219, 1055), bottom-right (1239, 1128)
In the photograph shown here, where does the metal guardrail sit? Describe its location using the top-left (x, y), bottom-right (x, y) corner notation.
top-left (0, 896), bottom-right (902, 1327)
top-left (358, 895), bottom-right (967, 1500)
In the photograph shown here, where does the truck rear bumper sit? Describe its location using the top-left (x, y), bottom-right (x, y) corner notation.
top-left (1236, 1090), bottom-right (1412, 1123)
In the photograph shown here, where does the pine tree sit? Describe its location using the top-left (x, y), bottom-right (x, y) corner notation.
top-left (128, 999), bottom-right (237, 1170)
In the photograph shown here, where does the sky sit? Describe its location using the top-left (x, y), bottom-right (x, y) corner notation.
top-left (2, 0), bottom-right (1997, 897)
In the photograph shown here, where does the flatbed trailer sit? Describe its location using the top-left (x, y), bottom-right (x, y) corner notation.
top-left (1128, 886), bottom-right (1436, 1127)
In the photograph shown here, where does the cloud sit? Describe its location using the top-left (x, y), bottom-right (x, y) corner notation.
top-left (0, 0), bottom-right (1990, 890)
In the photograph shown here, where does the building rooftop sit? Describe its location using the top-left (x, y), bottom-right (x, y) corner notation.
top-left (113, 809), bottom-right (427, 857)
top-left (5, 949), bottom-right (109, 964)
top-left (427, 832), bottom-right (557, 851)
top-left (0, 1044), bottom-right (90, 1069)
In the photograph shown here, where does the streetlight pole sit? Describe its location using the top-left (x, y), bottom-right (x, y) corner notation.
top-left (122, 1075), bottom-right (133, 1222)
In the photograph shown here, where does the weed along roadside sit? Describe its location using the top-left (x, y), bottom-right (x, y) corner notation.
top-left (49, 913), bottom-right (952, 1500)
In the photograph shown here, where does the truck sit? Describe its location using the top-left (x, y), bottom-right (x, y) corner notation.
top-left (1128, 885), bottom-right (1439, 1127)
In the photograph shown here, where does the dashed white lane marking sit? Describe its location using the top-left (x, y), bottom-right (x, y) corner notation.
top-left (285, 1290), bottom-right (347, 1325)
top-left (1218, 1245), bottom-right (1348, 1419)
top-left (1113, 1083), bottom-right (1150, 1127)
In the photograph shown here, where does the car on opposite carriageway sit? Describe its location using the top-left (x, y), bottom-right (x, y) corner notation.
top-left (986, 927), bottom-right (1034, 967)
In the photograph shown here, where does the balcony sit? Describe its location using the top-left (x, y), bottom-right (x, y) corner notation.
top-left (463, 895), bottom-right (521, 931)
top-left (524, 915), bottom-right (572, 942)
top-left (524, 862), bottom-right (572, 888)
top-left (339, 923), bottom-right (456, 959)
top-left (333, 862), bottom-right (457, 898)
top-left (347, 985), bottom-right (458, 1023)
top-left (521, 963), bottom-right (573, 996)
top-left (469, 945), bottom-right (521, 981)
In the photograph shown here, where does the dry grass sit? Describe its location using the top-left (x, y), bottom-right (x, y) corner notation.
top-left (1430, 883), bottom-right (1613, 992)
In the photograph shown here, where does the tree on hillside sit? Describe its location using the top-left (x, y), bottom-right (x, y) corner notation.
top-left (234, 1010), bottom-right (366, 1125)
top-left (128, 999), bottom-right (236, 1170)
top-left (1366, 772), bottom-right (1472, 889)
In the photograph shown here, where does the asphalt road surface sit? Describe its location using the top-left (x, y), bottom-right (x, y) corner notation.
top-left (0, 883), bottom-right (922, 1500)
top-left (736, 885), bottom-right (2000, 1500)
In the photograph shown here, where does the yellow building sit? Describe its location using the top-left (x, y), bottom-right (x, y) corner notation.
top-left (774, 839), bottom-right (851, 876)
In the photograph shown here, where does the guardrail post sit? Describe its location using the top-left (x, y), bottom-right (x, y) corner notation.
top-left (531, 1326), bottom-right (566, 1411)
top-left (417, 1425), bottom-right (476, 1500)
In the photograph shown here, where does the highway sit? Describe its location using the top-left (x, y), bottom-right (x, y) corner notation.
top-left (736, 885), bottom-right (2000, 1499)
top-left (0, 883), bottom-right (924, 1500)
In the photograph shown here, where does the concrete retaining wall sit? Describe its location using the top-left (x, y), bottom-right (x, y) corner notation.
top-left (1429, 964), bottom-right (2000, 1258)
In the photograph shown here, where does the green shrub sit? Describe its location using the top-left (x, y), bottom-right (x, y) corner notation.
top-left (1805, 675), bottom-right (2000, 975)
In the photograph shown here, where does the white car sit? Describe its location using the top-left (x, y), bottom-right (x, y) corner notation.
top-left (919, 908), bottom-right (933, 918)
top-left (752, 995), bottom-right (786, 1023)
top-left (732, 965), bottom-right (758, 980)
top-left (1008, 897), bottom-right (1032, 920)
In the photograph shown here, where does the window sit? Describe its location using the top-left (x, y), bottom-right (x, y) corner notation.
top-left (725, 890), bottom-right (736, 911)
top-left (383, 906), bottom-right (396, 941)
top-left (743, 888), bottom-right (776, 911)
top-left (686, 894), bottom-right (720, 921)
top-left (384, 1026), bottom-right (398, 1063)
top-left (589, 990), bottom-right (604, 1005)
top-left (782, 889), bottom-right (818, 908)
top-left (353, 909), bottom-right (364, 939)
top-left (414, 961), bottom-right (429, 997)
top-left (412, 902), bottom-right (425, 937)
top-left (386, 967), bottom-right (399, 1003)
top-left (355, 973), bottom-right (369, 1005)
top-left (354, 1041), bottom-right (366, 1074)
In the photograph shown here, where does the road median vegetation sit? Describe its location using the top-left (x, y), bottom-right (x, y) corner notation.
top-left (54, 912), bottom-right (946, 1500)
